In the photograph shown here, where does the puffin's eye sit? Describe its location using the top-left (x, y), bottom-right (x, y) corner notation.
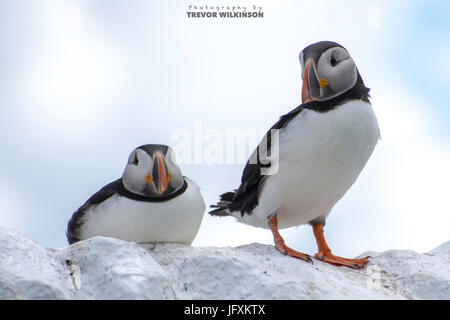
top-left (330, 55), bottom-right (339, 67)
top-left (132, 154), bottom-right (139, 165)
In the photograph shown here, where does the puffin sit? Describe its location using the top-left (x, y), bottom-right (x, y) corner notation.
top-left (209, 41), bottom-right (380, 269)
top-left (67, 144), bottom-right (205, 245)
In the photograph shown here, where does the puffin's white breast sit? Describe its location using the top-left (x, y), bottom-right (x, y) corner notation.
top-left (235, 100), bottom-right (380, 229)
top-left (79, 178), bottom-right (205, 244)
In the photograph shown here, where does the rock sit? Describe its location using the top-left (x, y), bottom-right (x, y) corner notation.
top-left (0, 228), bottom-right (174, 299)
top-left (0, 226), bottom-right (448, 299)
top-left (0, 228), bottom-right (72, 299)
top-left (57, 237), bottom-right (175, 299)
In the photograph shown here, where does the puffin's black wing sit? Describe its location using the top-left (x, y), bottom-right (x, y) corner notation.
top-left (209, 105), bottom-right (305, 217)
top-left (66, 179), bottom-right (122, 244)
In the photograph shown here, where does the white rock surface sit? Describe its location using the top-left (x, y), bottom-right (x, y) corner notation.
top-left (0, 226), bottom-right (448, 299)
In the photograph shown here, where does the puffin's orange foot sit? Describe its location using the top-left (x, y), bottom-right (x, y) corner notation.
top-left (268, 216), bottom-right (312, 264)
top-left (275, 239), bottom-right (313, 264)
top-left (314, 251), bottom-right (370, 269)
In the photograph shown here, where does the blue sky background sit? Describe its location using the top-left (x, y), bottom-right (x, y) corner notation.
top-left (0, 0), bottom-right (449, 257)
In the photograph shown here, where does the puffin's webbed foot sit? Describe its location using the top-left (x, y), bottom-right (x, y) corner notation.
top-left (314, 251), bottom-right (370, 269)
top-left (268, 216), bottom-right (313, 264)
top-left (312, 223), bottom-right (370, 269)
top-left (276, 238), bottom-right (313, 263)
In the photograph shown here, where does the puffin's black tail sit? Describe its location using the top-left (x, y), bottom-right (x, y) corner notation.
top-left (208, 191), bottom-right (235, 216)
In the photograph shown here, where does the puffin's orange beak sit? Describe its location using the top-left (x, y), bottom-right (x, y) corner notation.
top-left (301, 59), bottom-right (321, 104)
top-left (154, 153), bottom-right (168, 194)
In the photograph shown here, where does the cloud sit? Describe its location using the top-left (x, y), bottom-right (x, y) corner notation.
top-left (370, 82), bottom-right (450, 252)
top-left (18, 2), bottom-right (124, 144)
top-left (0, 181), bottom-right (27, 230)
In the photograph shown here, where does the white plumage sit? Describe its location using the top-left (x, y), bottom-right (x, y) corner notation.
top-left (78, 178), bottom-right (205, 245)
top-left (231, 100), bottom-right (380, 229)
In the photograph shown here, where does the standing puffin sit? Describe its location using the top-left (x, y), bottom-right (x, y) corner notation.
top-left (210, 41), bottom-right (380, 268)
top-left (67, 144), bottom-right (205, 245)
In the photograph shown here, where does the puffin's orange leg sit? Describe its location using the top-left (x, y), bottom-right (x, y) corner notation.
top-left (268, 216), bottom-right (312, 263)
top-left (312, 223), bottom-right (370, 269)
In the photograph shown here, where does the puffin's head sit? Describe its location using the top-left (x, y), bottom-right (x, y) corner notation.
top-left (122, 144), bottom-right (184, 197)
top-left (299, 41), bottom-right (358, 103)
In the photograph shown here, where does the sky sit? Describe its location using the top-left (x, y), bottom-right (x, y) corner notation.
top-left (0, 0), bottom-right (449, 257)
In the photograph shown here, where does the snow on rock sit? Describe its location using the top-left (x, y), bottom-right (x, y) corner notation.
top-left (0, 226), bottom-right (448, 299)
top-left (0, 228), bottom-right (73, 299)
top-left (58, 237), bottom-right (175, 299)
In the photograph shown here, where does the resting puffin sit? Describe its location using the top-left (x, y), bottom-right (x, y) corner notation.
top-left (210, 41), bottom-right (380, 268)
top-left (67, 144), bottom-right (205, 245)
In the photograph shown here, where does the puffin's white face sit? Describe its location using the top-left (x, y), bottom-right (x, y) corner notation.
top-left (122, 146), bottom-right (184, 197)
top-left (299, 45), bottom-right (357, 103)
